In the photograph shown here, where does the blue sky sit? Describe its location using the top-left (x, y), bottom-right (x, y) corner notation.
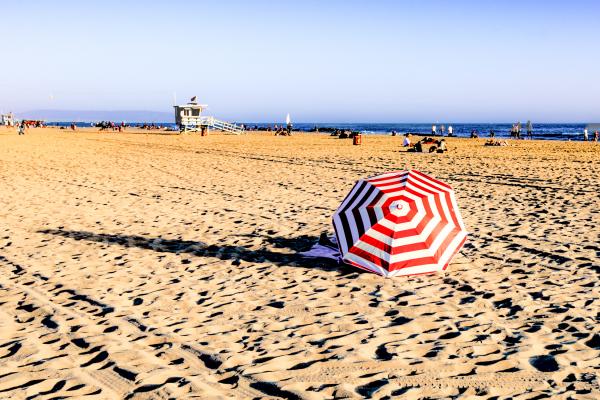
top-left (1, 0), bottom-right (598, 122)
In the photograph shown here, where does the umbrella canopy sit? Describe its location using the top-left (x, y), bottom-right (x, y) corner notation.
top-left (332, 170), bottom-right (467, 277)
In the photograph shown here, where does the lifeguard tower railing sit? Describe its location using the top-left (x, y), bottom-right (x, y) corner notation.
top-left (179, 116), bottom-right (244, 135)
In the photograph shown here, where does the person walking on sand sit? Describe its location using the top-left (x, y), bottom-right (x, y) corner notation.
top-left (431, 124), bottom-right (437, 135)
top-left (595, 131), bottom-right (599, 142)
top-left (18, 121), bottom-right (25, 135)
top-left (448, 125), bottom-right (453, 136)
top-left (583, 128), bottom-right (588, 141)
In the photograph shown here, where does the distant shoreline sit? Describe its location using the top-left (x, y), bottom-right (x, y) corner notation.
top-left (34, 121), bottom-right (593, 142)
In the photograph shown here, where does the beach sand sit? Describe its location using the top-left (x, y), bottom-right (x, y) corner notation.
top-left (0, 126), bottom-right (598, 399)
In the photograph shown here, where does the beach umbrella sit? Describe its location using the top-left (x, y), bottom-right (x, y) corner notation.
top-left (332, 170), bottom-right (467, 277)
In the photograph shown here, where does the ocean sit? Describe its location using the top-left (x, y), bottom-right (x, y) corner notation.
top-left (45, 122), bottom-right (592, 141)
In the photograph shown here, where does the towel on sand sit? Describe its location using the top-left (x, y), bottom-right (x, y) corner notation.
top-left (298, 233), bottom-right (342, 262)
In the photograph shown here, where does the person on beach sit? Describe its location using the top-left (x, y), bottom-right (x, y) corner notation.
top-left (583, 128), bottom-right (588, 141)
top-left (403, 134), bottom-right (411, 147)
top-left (414, 140), bottom-right (423, 152)
top-left (595, 131), bottom-right (599, 142)
top-left (485, 139), bottom-right (509, 146)
top-left (448, 125), bottom-right (453, 136)
top-left (431, 124), bottom-right (437, 135)
top-left (286, 121), bottom-right (293, 136)
top-left (436, 139), bottom-right (447, 153)
top-left (511, 124), bottom-right (521, 139)
top-left (18, 122), bottom-right (25, 135)
top-left (440, 125), bottom-right (446, 136)
top-left (406, 139), bottom-right (423, 152)
top-left (490, 128), bottom-right (495, 138)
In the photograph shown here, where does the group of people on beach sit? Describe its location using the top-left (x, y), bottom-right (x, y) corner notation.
top-left (14, 120), bottom-right (44, 135)
top-left (93, 121), bottom-right (127, 131)
top-left (330, 129), bottom-right (360, 139)
top-left (245, 123), bottom-right (293, 135)
top-left (10, 120), bottom-right (43, 135)
top-left (426, 122), bottom-right (537, 139)
top-left (139, 123), bottom-right (167, 131)
top-left (430, 124), bottom-right (455, 137)
top-left (20, 120), bottom-right (44, 128)
top-left (508, 122), bottom-right (533, 139)
top-left (402, 134), bottom-right (448, 153)
top-left (273, 122), bottom-right (293, 136)
top-left (484, 139), bottom-right (510, 146)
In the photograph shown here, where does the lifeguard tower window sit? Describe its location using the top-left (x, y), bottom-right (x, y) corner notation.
top-left (183, 109), bottom-right (191, 116)
top-left (192, 109), bottom-right (200, 116)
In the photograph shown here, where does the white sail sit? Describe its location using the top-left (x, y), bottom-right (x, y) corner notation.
top-left (286, 113), bottom-right (291, 125)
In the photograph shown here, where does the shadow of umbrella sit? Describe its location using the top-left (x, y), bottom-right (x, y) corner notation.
top-left (37, 229), bottom-right (361, 275)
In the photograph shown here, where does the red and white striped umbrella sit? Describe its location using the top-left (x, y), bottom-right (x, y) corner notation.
top-left (332, 170), bottom-right (467, 277)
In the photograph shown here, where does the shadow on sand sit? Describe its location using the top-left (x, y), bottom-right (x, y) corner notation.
top-left (37, 229), bottom-right (360, 275)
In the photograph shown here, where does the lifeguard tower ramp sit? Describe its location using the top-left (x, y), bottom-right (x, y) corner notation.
top-left (174, 100), bottom-right (244, 134)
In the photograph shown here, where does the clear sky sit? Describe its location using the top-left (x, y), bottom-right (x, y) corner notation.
top-left (1, 0), bottom-right (598, 122)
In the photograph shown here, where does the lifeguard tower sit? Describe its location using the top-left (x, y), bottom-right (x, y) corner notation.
top-left (1, 113), bottom-right (15, 126)
top-left (174, 97), bottom-right (244, 134)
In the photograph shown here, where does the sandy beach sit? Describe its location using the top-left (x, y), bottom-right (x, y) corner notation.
top-left (0, 126), bottom-right (598, 399)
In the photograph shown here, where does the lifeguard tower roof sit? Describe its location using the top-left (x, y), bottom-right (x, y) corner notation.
top-left (174, 102), bottom-right (208, 111)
